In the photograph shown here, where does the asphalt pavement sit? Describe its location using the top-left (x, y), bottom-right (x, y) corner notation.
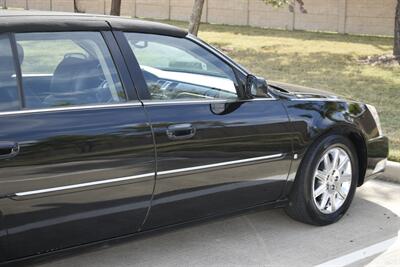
top-left (23, 179), bottom-right (400, 267)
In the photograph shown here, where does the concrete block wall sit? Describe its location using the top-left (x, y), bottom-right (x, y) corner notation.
top-left (249, 0), bottom-right (293, 30)
top-left (346, 0), bottom-right (396, 36)
top-left (1, 0), bottom-right (396, 36)
top-left (74, 0), bottom-right (106, 14)
top-left (6, 0), bottom-right (27, 9)
top-left (51, 0), bottom-right (73, 12)
top-left (207, 0), bottom-right (249, 25)
top-left (294, 0), bottom-right (341, 32)
top-left (120, 0), bottom-right (134, 17)
top-left (136, 0), bottom-right (170, 19)
top-left (170, 0), bottom-right (207, 22)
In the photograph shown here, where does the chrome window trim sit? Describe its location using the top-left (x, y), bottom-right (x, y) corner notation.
top-left (12, 153), bottom-right (283, 197)
top-left (142, 99), bottom-right (232, 106)
top-left (141, 97), bottom-right (277, 106)
top-left (289, 98), bottom-right (345, 102)
top-left (0, 102), bottom-right (143, 116)
top-left (0, 97), bottom-right (278, 116)
top-left (250, 98), bottom-right (277, 101)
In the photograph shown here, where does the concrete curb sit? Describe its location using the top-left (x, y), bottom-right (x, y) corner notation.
top-left (378, 161), bottom-right (400, 184)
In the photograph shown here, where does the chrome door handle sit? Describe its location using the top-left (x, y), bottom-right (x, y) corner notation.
top-left (0, 141), bottom-right (20, 160)
top-left (166, 123), bottom-right (196, 140)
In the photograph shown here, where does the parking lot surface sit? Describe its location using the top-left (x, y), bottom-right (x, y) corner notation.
top-left (26, 180), bottom-right (400, 267)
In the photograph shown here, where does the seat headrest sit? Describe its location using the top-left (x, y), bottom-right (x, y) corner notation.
top-left (17, 43), bottom-right (24, 64)
top-left (50, 56), bottom-right (100, 94)
top-left (50, 57), bottom-right (87, 94)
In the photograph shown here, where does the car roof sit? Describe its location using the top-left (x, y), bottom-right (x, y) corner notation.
top-left (0, 10), bottom-right (188, 37)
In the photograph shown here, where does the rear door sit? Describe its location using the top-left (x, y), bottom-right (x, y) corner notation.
top-left (118, 32), bottom-right (293, 229)
top-left (0, 31), bottom-right (155, 260)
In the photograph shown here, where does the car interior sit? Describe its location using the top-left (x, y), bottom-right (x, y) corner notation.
top-left (126, 35), bottom-right (239, 101)
top-left (15, 38), bottom-right (125, 109)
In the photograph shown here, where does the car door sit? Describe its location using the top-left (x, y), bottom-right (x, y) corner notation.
top-left (0, 31), bottom-right (155, 261)
top-left (118, 32), bottom-right (293, 229)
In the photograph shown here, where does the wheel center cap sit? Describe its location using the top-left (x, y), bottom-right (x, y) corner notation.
top-left (330, 170), bottom-right (340, 181)
top-left (327, 169), bottom-right (340, 192)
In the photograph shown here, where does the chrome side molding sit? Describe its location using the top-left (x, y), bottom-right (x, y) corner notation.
top-left (15, 173), bottom-right (155, 197)
top-left (13, 153), bottom-right (284, 197)
top-left (158, 154), bottom-right (283, 176)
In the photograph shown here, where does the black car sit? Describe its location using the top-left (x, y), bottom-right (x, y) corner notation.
top-left (0, 10), bottom-right (388, 264)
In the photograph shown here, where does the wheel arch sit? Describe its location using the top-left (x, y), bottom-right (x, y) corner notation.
top-left (300, 125), bottom-right (368, 187)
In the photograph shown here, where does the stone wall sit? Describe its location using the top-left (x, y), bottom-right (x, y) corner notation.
top-left (2, 0), bottom-right (396, 36)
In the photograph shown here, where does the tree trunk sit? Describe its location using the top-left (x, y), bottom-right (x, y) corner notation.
top-left (188, 0), bottom-right (205, 36)
top-left (74, 0), bottom-right (82, 13)
top-left (394, 0), bottom-right (400, 57)
top-left (110, 0), bottom-right (122, 16)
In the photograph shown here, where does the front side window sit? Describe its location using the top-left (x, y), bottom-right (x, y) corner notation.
top-left (16, 32), bottom-right (126, 108)
top-left (0, 35), bottom-right (20, 111)
top-left (124, 33), bottom-right (238, 101)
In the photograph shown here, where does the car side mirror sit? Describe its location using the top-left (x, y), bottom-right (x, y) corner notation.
top-left (245, 74), bottom-right (269, 98)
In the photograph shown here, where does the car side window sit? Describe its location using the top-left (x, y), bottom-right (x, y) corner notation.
top-left (15, 32), bottom-right (126, 109)
top-left (124, 32), bottom-right (238, 101)
top-left (0, 35), bottom-right (20, 111)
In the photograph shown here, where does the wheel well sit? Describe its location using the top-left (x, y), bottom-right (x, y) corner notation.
top-left (301, 129), bottom-right (368, 187)
top-left (321, 129), bottom-right (368, 186)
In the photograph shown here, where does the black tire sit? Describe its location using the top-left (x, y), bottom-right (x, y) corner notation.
top-left (285, 135), bottom-right (359, 226)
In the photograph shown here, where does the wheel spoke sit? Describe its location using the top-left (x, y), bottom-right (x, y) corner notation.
top-left (319, 192), bottom-right (330, 210)
top-left (323, 154), bottom-right (332, 171)
top-left (336, 187), bottom-right (347, 200)
top-left (314, 184), bottom-right (326, 198)
top-left (332, 149), bottom-right (340, 169)
top-left (315, 170), bottom-right (328, 182)
top-left (340, 173), bottom-right (352, 183)
top-left (330, 193), bottom-right (336, 212)
top-left (338, 156), bottom-right (349, 173)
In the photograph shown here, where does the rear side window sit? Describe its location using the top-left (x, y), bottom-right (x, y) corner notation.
top-left (0, 35), bottom-right (20, 111)
top-left (15, 32), bottom-right (126, 109)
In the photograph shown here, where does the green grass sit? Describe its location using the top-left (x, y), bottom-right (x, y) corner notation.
top-left (19, 40), bottom-right (85, 74)
top-left (158, 20), bottom-right (400, 162)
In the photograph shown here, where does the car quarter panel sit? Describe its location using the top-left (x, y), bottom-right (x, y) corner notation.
top-left (281, 98), bottom-right (388, 194)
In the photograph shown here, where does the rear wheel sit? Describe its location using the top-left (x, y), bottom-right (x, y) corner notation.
top-left (285, 135), bottom-right (358, 225)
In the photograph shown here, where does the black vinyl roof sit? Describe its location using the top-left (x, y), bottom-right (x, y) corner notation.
top-left (0, 10), bottom-right (188, 37)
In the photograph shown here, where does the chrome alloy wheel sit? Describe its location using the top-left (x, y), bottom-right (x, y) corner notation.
top-left (312, 147), bottom-right (352, 214)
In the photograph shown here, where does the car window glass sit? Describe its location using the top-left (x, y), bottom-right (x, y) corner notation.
top-left (124, 32), bottom-right (238, 101)
top-left (15, 32), bottom-right (126, 109)
top-left (0, 35), bottom-right (20, 111)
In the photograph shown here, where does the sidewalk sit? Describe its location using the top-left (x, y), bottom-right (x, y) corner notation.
top-left (379, 161), bottom-right (400, 184)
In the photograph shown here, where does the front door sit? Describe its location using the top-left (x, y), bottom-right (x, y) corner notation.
top-left (120, 32), bottom-right (293, 229)
top-left (0, 31), bottom-right (155, 260)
